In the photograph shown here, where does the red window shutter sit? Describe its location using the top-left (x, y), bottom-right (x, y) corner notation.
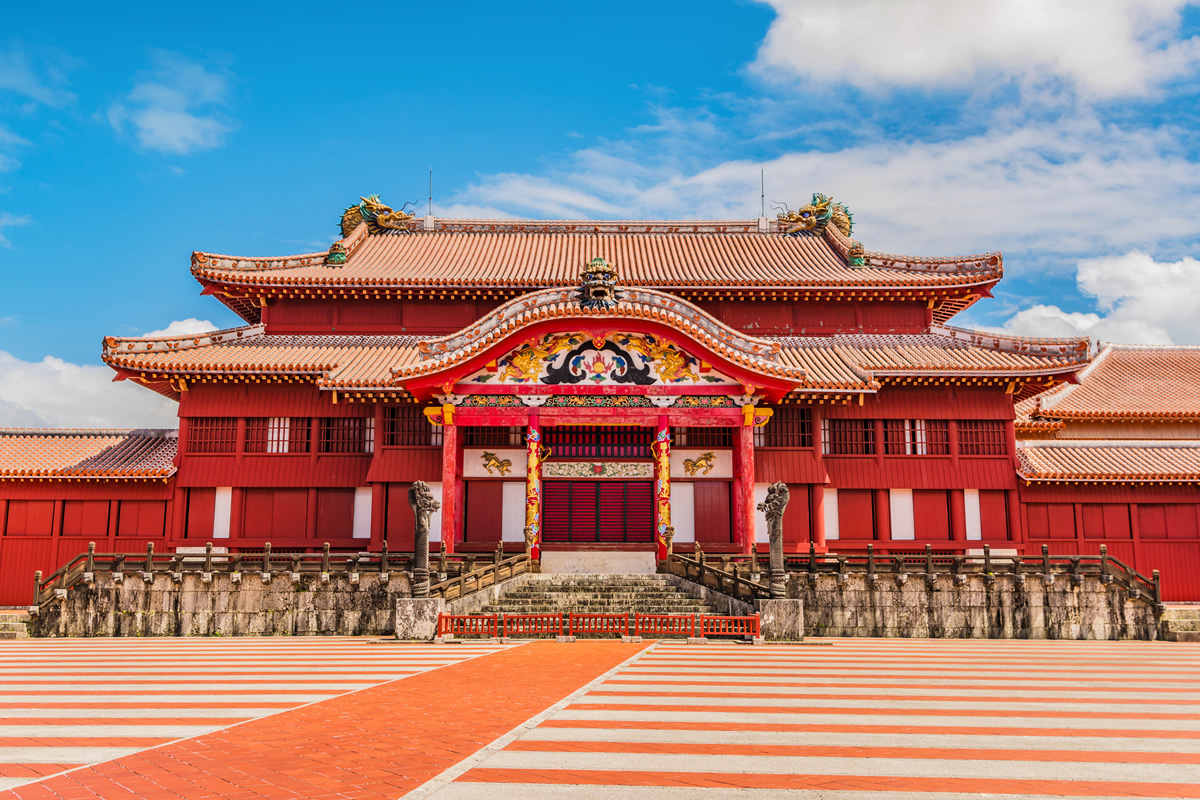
top-left (979, 490), bottom-right (1009, 540)
top-left (272, 489), bottom-right (308, 538)
top-left (782, 484), bottom-right (810, 547)
top-left (242, 489), bottom-right (274, 538)
top-left (1081, 504), bottom-right (1104, 539)
top-left (568, 482), bottom-right (597, 542)
top-left (1165, 505), bottom-right (1199, 540)
top-left (542, 481), bottom-right (572, 543)
top-left (837, 489), bottom-right (874, 540)
top-left (1025, 503), bottom-right (1049, 540)
top-left (316, 489), bottom-right (355, 539)
top-left (1137, 504), bottom-right (1167, 539)
top-left (1047, 503), bottom-right (1076, 539)
top-left (186, 489), bottom-right (215, 540)
top-left (625, 481), bottom-right (654, 543)
top-left (62, 501), bottom-right (109, 538)
top-left (385, 484), bottom-right (415, 551)
top-left (912, 490), bottom-right (950, 540)
top-left (1101, 504), bottom-right (1131, 539)
top-left (5, 501), bottom-right (54, 536)
top-left (465, 481), bottom-right (504, 543)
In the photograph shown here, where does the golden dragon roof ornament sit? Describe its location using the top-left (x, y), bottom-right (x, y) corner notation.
top-left (777, 193), bottom-right (854, 238)
top-left (339, 195), bottom-right (416, 238)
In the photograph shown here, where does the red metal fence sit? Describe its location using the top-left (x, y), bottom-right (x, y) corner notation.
top-left (503, 613), bottom-right (563, 637)
top-left (436, 613), bottom-right (499, 638)
top-left (569, 613), bottom-right (629, 636)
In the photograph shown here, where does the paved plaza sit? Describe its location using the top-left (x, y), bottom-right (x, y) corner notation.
top-left (0, 637), bottom-right (1197, 799)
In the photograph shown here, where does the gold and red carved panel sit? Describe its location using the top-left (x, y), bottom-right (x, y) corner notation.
top-left (462, 332), bottom-right (741, 388)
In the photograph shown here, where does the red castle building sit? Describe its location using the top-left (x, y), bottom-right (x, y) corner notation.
top-left (2, 193), bottom-right (1197, 605)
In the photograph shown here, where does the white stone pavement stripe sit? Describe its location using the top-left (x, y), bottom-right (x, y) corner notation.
top-left (0, 725), bottom-right (225, 738)
top-left (0, 693), bottom-right (338, 703)
top-left (572, 694), bottom-right (1194, 714)
top-left (553, 709), bottom-right (1200, 731)
top-left (428, 785), bottom-right (1193, 800)
top-left (0, 683), bottom-right (377, 692)
top-left (0, 747), bottom-right (144, 764)
top-left (598, 675), bottom-right (1200, 689)
top-left (476, 750), bottom-right (1200, 784)
top-left (521, 726), bottom-right (1200, 753)
top-left (0, 708), bottom-right (306, 719)
top-left (621, 666), bottom-right (1200, 678)
top-left (590, 682), bottom-right (1200, 700)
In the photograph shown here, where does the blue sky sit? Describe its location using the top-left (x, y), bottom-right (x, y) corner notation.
top-left (3, 0), bottom-right (1200, 427)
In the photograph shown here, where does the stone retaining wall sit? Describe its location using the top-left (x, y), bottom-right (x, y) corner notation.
top-left (31, 571), bottom-right (412, 637)
top-left (792, 572), bottom-right (1160, 640)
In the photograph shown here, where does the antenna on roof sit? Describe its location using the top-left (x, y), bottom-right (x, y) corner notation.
top-left (760, 169), bottom-right (765, 218)
top-left (429, 167), bottom-right (433, 217)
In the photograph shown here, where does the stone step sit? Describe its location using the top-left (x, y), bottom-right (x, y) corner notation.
top-left (0, 614), bottom-right (29, 624)
top-left (1163, 619), bottom-right (1200, 632)
top-left (1162, 608), bottom-right (1200, 620)
top-left (0, 622), bottom-right (28, 639)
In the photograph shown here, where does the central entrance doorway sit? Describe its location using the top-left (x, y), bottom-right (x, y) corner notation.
top-left (542, 480), bottom-right (654, 544)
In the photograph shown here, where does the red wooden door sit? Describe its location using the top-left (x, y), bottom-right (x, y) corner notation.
top-left (694, 482), bottom-right (732, 544)
top-left (542, 481), bottom-right (653, 543)
top-left (465, 481), bottom-right (504, 543)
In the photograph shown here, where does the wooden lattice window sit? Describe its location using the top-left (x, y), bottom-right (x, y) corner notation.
top-left (461, 426), bottom-right (524, 447)
top-left (755, 407), bottom-right (812, 448)
top-left (822, 418), bottom-right (875, 456)
top-left (671, 427), bottom-right (734, 448)
top-left (187, 418), bottom-right (237, 454)
top-left (883, 420), bottom-right (950, 455)
top-left (383, 406), bottom-right (443, 447)
top-left (959, 420), bottom-right (1007, 456)
top-left (543, 426), bottom-right (653, 459)
top-left (318, 417), bottom-right (375, 454)
top-left (245, 418), bottom-right (311, 453)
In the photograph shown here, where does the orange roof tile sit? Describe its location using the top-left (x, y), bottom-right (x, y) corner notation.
top-left (1017, 440), bottom-right (1200, 483)
top-left (1029, 344), bottom-right (1200, 421)
top-left (0, 429), bottom-right (177, 480)
top-left (191, 218), bottom-right (1002, 295)
top-left (103, 319), bottom-right (1088, 396)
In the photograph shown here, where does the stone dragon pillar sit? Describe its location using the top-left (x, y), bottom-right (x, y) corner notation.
top-left (757, 481), bottom-right (790, 598)
top-left (408, 480), bottom-right (441, 597)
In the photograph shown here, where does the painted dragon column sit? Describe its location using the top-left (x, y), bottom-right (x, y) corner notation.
top-left (653, 417), bottom-right (672, 562)
top-left (525, 416), bottom-right (547, 562)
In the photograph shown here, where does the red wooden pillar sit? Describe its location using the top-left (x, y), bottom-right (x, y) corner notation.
top-left (653, 416), bottom-right (671, 560)
top-left (525, 414), bottom-right (543, 560)
top-left (1008, 487), bottom-right (1024, 546)
top-left (171, 483), bottom-right (187, 542)
top-left (370, 483), bottom-right (386, 551)
top-left (811, 484), bottom-right (826, 550)
top-left (441, 415), bottom-right (459, 554)
top-left (874, 488), bottom-right (890, 542)
top-left (949, 489), bottom-right (967, 544)
top-left (229, 488), bottom-right (245, 541)
top-left (735, 422), bottom-right (755, 554)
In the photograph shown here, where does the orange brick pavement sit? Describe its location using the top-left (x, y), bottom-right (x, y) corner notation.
top-left (0, 641), bottom-right (647, 800)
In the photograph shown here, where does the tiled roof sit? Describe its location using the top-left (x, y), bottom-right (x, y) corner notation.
top-left (103, 319), bottom-right (1088, 395)
top-left (1028, 344), bottom-right (1200, 420)
top-left (0, 429), bottom-right (178, 480)
top-left (191, 218), bottom-right (1003, 293)
top-left (1017, 440), bottom-right (1200, 483)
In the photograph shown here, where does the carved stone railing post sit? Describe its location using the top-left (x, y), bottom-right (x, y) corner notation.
top-left (757, 481), bottom-right (789, 598)
top-left (408, 480), bottom-right (441, 598)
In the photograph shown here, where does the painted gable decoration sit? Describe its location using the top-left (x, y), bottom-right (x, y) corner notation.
top-left (466, 333), bottom-right (739, 387)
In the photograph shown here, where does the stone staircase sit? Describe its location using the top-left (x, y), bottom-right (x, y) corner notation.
top-left (1161, 606), bottom-right (1200, 642)
top-left (481, 574), bottom-right (715, 637)
top-left (0, 612), bottom-right (29, 640)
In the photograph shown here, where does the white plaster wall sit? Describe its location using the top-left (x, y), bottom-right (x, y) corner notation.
top-left (501, 481), bottom-right (527, 542)
top-left (890, 489), bottom-right (915, 540)
top-left (427, 482), bottom-right (444, 541)
top-left (670, 449), bottom-right (733, 479)
top-left (671, 482), bottom-right (695, 543)
top-left (212, 488), bottom-right (232, 539)
top-left (754, 483), bottom-right (770, 543)
top-left (352, 487), bottom-right (372, 539)
top-left (964, 488), bottom-right (982, 541)
top-left (823, 487), bottom-right (840, 540)
top-left (462, 448), bottom-right (526, 479)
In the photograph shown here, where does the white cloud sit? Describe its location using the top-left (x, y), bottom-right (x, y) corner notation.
top-left (754, 0), bottom-right (1200, 97)
top-left (998, 250), bottom-right (1200, 344)
top-left (0, 351), bottom-right (177, 429)
top-left (107, 51), bottom-right (234, 154)
top-left (141, 318), bottom-right (217, 338)
top-left (448, 115), bottom-right (1200, 263)
top-left (0, 212), bottom-right (32, 248)
top-left (0, 47), bottom-right (77, 107)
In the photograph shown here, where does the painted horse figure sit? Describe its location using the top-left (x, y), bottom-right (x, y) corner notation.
top-left (683, 452), bottom-right (716, 476)
top-left (480, 452), bottom-right (513, 476)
